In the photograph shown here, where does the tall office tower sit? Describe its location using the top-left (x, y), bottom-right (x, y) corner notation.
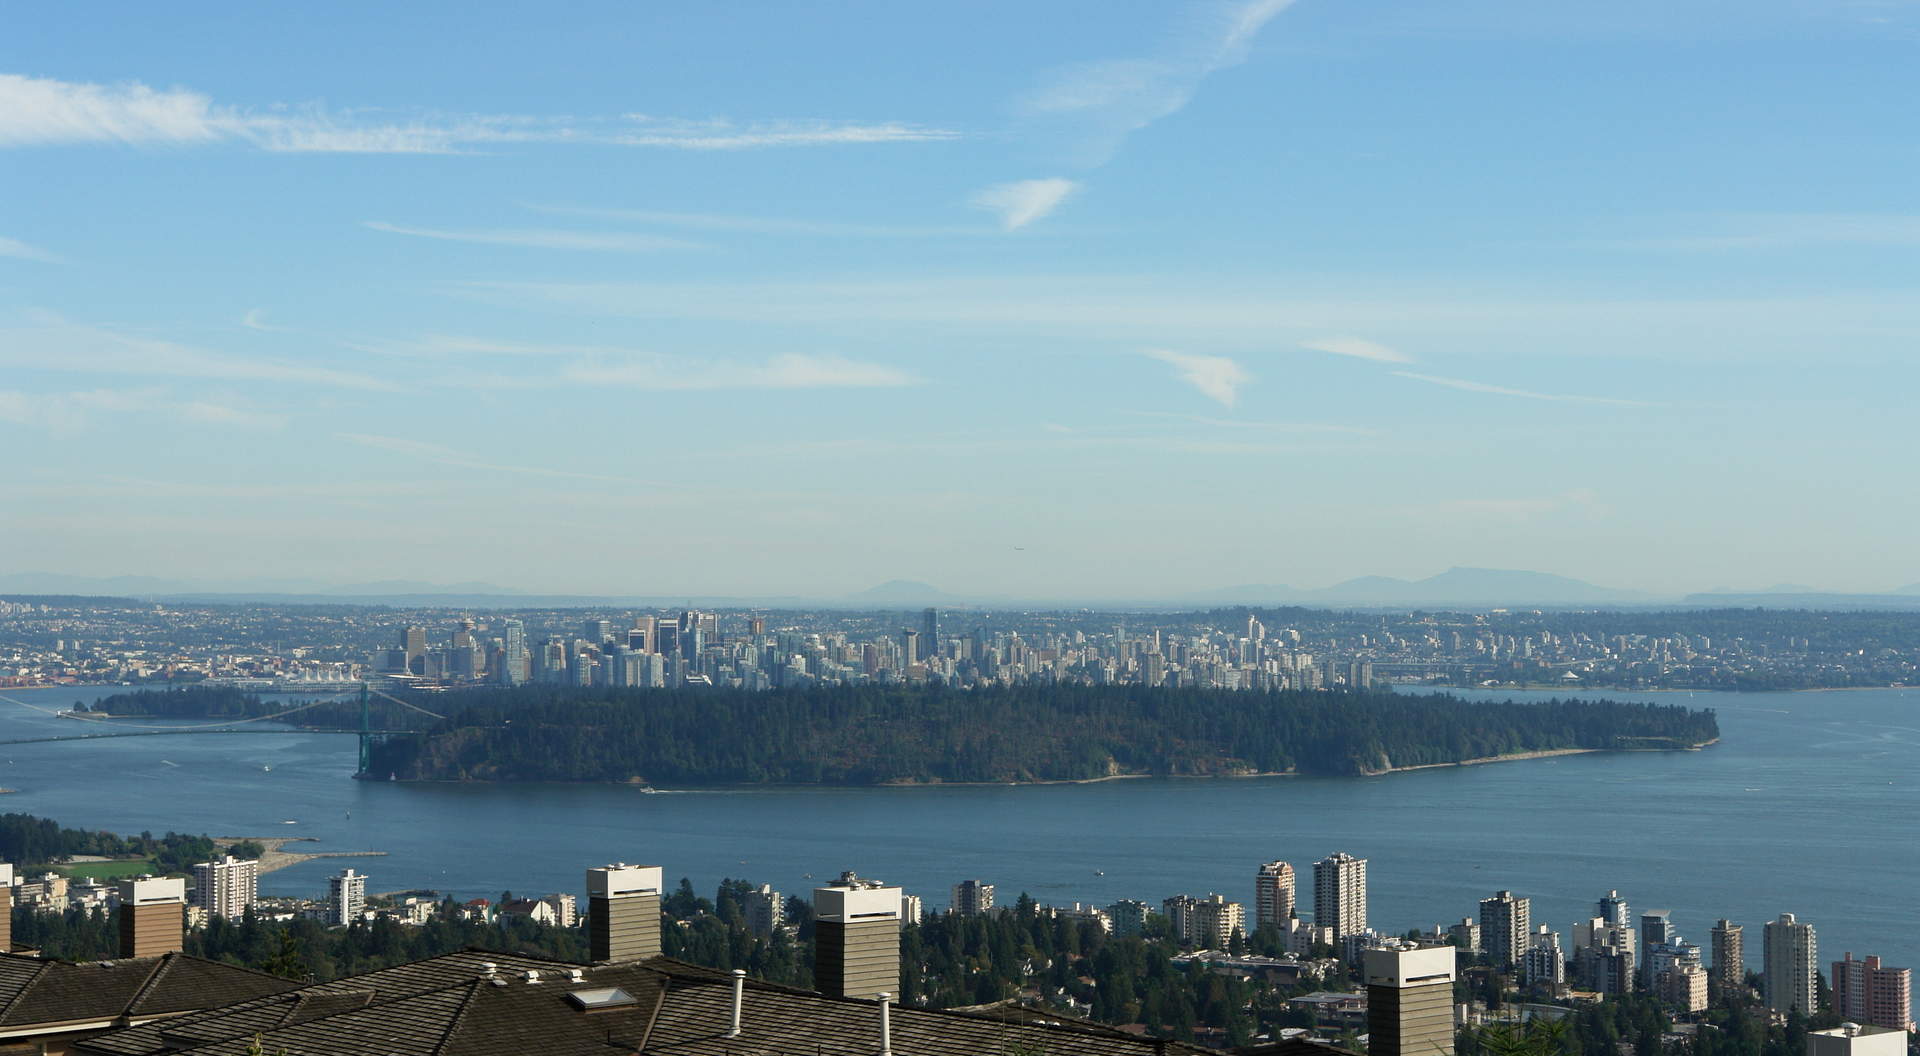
top-left (328, 868), bottom-right (367, 926)
top-left (1480, 891), bottom-right (1531, 970)
top-left (1313, 852), bottom-right (1368, 938)
top-left (1366, 945), bottom-right (1457, 1056)
top-left (1641, 910), bottom-right (1675, 987)
top-left (588, 863), bottom-right (662, 962)
top-left (583, 619), bottom-right (611, 646)
top-left (951, 879), bottom-right (994, 916)
top-left (1712, 920), bottom-right (1745, 1003)
top-left (1764, 913), bottom-right (1819, 1016)
top-left (814, 873), bottom-right (902, 1000)
top-left (900, 629), bottom-right (920, 668)
top-left (1598, 890), bottom-right (1631, 931)
top-left (1254, 860), bottom-right (1297, 931)
top-left (501, 619), bottom-right (528, 686)
top-left (632, 615), bottom-right (659, 653)
top-left (190, 854), bottom-right (259, 920)
top-left (1832, 953), bottom-right (1914, 1031)
top-left (922, 608), bottom-right (938, 651)
top-left (745, 883), bottom-right (784, 938)
top-left (1523, 925), bottom-right (1565, 989)
top-left (401, 625), bottom-right (427, 674)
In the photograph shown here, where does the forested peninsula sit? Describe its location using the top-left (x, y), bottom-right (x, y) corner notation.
top-left (359, 685), bottom-right (1718, 785)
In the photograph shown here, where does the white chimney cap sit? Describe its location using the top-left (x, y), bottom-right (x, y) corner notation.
top-left (587, 864), bottom-right (662, 898)
top-left (815, 883), bottom-right (903, 922)
top-left (116, 876), bottom-right (187, 906)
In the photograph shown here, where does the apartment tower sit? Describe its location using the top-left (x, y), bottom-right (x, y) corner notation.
top-left (1366, 944), bottom-right (1458, 1056)
top-left (1254, 860), bottom-right (1296, 931)
top-left (1711, 920), bottom-right (1745, 1003)
top-left (191, 855), bottom-right (259, 920)
top-left (951, 879), bottom-right (994, 917)
top-left (587, 863), bottom-right (663, 962)
top-left (1313, 852), bottom-right (1368, 938)
top-left (1832, 953), bottom-right (1913, 1032)
top-left (1480, 891), bottom-right (1532, 971)
top-left (1764, 913), bottom-right (1818, 1016)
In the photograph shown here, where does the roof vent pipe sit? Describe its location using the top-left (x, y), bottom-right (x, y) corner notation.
top-left (878, 991), bottom-right (893, 1056)
top-left (728, 969), bottom-right (745, 1037)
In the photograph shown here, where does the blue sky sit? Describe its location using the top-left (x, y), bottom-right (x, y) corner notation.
top-left (3, 0), bottom-right (1917, 598)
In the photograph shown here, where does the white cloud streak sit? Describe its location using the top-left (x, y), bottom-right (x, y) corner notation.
top-left (1302, 336), bottom-right (1412, 364)
top-left (1022, 0), bottom-right (1298, 163)
top-left (338, 433), bottom-right (671, 485)
top-left (564, 353), bottom-right (916, 390)
top-left (969, 179), bottom-right (1080, 230)
top-left (0, 74), bottom-right (956, 154)
top-left (1144, 349), bottom-right (1250, 407)
top-left (525, 204), bottom-right (982, 238)
top-left (0, 315), bottom-right (395, 391)
top-left (362, 221), bottom-right (701, 252)
top-left (1393, 371), bottom-right (1654, 408)
top-left (0, 388), bottom-right (283, 432)
top-left (1597, 213), bottom-right (1920, 252)
top-left (0, 236), bottom-right (55, 262)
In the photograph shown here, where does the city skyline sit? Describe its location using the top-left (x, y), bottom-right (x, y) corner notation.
top-left (5, 1), bottom-right (1920, 596)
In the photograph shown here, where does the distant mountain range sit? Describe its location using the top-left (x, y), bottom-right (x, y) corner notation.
top-left (6, 568), bottom-right (1920, 611)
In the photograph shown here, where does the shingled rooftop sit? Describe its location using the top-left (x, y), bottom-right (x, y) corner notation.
top-left (0, 950), bottom-right (297, 1053)
top-left (72, 950), bottom-right (1240, 1056)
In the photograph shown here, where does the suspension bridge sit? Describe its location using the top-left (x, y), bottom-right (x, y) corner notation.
top-left (0, 684), bottom-right (447, 774)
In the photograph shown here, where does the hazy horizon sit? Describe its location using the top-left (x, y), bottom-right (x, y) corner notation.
top-left (6, 1), bottom-right (1917, 596)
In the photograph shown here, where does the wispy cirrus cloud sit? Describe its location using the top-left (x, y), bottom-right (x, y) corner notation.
top-left (338, 433), bottom-right (668, 485)
top-left (969, 179), bottom-right (1081, 230)
top-left (525, 204), bottom-right (982, 238)
top-left (1022, 0), bottom-right (1298, 163)
top-left (362, 221), bottom-right (701, 253)
top-left (0, 387), bottom-right (282, 432)
top-left (352, 334), bottom-right (914, 391)
top-left (564, 353), bottom-right (916, 390)
top-left (0, 314), bottom-right (394, 390)
top-left (0, 73), bottom-right (957, 155)
top-left (0, 236), bottom-right (55, 262)
top-left (1302, 336), bottom-right (1412, 364)
top-left (1394, 371), bottom-right (1654, 408)
top-left (1144, 349), bottom-right (1249, 408)
top-left (1596, 213), bottom-right (1920, 252)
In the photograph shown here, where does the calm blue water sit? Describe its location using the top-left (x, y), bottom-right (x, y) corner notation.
top-left (0, 684), bottom-right (1913, 971)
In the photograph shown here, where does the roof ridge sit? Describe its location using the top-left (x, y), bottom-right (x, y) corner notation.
top-left (0, 960), bottom-right (50, 1022)
top-left (426, 977), bottom-right (486, 1056)
top-left (119, 951), bottom-right (177, 1019)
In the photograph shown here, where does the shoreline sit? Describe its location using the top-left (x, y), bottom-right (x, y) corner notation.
top-left (382, 740), bottom-right (1717, 789)
top-left (214, 836), bottom-right (387, 875)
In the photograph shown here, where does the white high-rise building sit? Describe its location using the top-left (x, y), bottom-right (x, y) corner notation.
top-left (190, 855), bottom-right (258, 920)
top-left (1764, 913), bottom-right (1819, 1016)
top-left (1314, 852), bottom-right (1368, 939)
top-left (1254, 860), bottom-right (1296, 931)
top-left (1480, 890), bottom-right (1531, 970)
top-left (328, 868), bottom-right (367, 926)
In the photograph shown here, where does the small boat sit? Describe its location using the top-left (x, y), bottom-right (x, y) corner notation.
top-left (281, 819), bottom-right (298, 825)
top-left (261, 765), bottom-right (272, 772)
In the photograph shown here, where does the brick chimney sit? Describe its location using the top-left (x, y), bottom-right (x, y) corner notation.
top-left (814, 873), bottom-right (901, 1001)
top-left (116, 876), bottom-right (186, 958)
top-left (586, 864), bottom-right (662, 963)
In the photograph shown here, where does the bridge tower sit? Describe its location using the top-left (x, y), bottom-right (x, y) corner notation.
top-left (357, 682), bottom-right (371, 775)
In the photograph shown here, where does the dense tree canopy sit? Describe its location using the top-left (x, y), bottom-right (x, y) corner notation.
top-left (362, 684), bottom-right (1719, 784)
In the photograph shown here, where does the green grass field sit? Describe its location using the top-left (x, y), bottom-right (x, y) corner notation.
top-left (52, 859), bottom-right (157, 880)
